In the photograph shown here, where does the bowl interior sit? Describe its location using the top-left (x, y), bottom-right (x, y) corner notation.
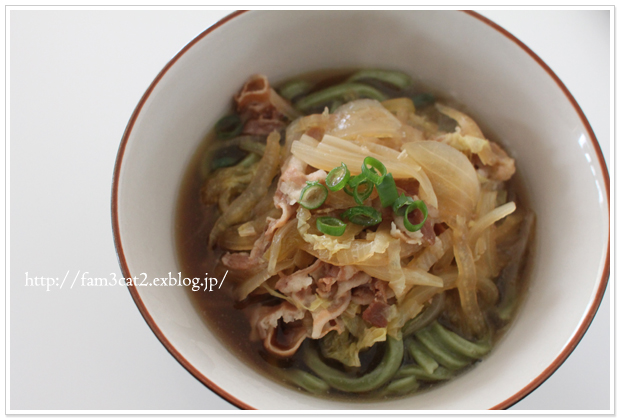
top-left (114, 10), bottom-right (609, 410)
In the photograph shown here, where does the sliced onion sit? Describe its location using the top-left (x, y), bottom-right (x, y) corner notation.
top-left (235, 259), bottom-right (295, 301)
top-left (402, 141), bottom-right (480, 222)
top-left (408, 229), bottom-right (453, 272)
top-left (300, 223), bottom-right (392, 266)
top-left (328, 99), bottom-right (402, 139)
top-left (453, 221), bottom-right (486, 336)
top-left (469, 201), bottom-right (516, 246)
top-left (267, 219), bottom-right (299, 275)
top-left (359, 265), bottom-right (443, 289)
top-left (435, 103), bottom-right (485, 139)
top-left (291, 134), bottom-right (437, 208)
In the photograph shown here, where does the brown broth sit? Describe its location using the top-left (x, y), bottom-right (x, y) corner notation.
top-left (175, 70), bottom-right (535, 402)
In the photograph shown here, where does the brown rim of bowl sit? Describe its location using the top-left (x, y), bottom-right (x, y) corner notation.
top-left (111, 10), bottom-right (611, 411)
top-left (464, 10), bottom-right (611, 410)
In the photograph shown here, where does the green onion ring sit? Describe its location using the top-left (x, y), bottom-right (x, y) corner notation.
top-left (326, 162), bottom-right (351, 191)
top-left (392, 193), bottom-right (415, 216)
top-left (403, 200), bottom-right (428, 232)
top-left (316, 217), bottom-right (347, 236)
top-left (345, 173), bottom-right (373, 204)
top-left (215, 114), bottom-right (244, 140)
top-left (353, 180), bottom-right (373, 205)
top-left (344, 174), bottom-right (366, 197)
top-left (347, 173), bottom-right (367, 187)
top-left (342, 206), bottom-right (382, 226)
top-left (376, 173), bottom-right (398, 207)
top-left (299, 181), bottom-right (328, 210)
top-left (362, 156), bottom-right (387, 185)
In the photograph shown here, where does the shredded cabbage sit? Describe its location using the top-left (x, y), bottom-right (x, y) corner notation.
top-left (262, 283), bottom-right (327, 312)
top-left (387, 301), bottom-right (423, 339)
top-left (297, 207), bottom-right (364, 256)
top-left (320, 327), bottom-right (387, 367)
top-left (299, 219), bottom-right (392, 266)
top-left (441, 132), bottom-right (494, 161)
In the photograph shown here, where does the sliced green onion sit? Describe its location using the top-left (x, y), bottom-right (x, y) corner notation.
top-left (392, 193), bottom-right (415, 216)
top-left (403, 200), bottom-right (428, 232)
top-left (299, 181), bottom-right (328, 210)
top-left (279, 80), bottom-right (313, 102)
top-left (353, 180), bottom-right (373, 205)
top-left (326, 163), bottom-right (351, 191)
top-left (342, 206), bottom-right (382, 227)
top-left (348, 173), bottom-right (367, 187)
top-left (295, 83), bottom-right (388, 112)
top-left (316, 217), bottom-right (347, 236)
top-left (345, 173), bottom-right (373, 204)
top-left (347, 69), bottom-right (413, 90)
top-left (376, 173), bottom-right (398, 207)
top-left (362, 156), bottom-right (387, 185)
top-left (215, 114), bottom-right (243, 140)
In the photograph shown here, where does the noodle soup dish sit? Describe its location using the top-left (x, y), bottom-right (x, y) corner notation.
top-left (176, 69), bottom-right (535, 401)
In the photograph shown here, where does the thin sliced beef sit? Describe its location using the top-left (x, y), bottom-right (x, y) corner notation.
top-left (275, 259), bottom-right (323, 294)
top-left (335, 272), bottom-right (371, 298)
top-left (234, 74), bottom-right (287, 136)
top-left (248, 301), bottom-right (305, 341)
top-left (311, 292), bottom-right (351, 339)
top-left (263, 320), bottom-right (307, 358)
top-left (351, 285), bottom-right (375, 305)
top-left (362, 301), bottom-right (391, 328)
top-left (221, 252), bottom-right (256, 270)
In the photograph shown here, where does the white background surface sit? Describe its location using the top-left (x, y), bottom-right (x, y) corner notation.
top-left (8, 8), bottom-right (612, 411)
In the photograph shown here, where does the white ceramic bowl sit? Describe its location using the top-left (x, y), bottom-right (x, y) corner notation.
top-left (112, 10), bottom-right (610, 410)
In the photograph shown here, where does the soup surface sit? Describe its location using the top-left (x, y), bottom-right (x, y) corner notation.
top-left (176, 69), bottom-right (534, 401)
